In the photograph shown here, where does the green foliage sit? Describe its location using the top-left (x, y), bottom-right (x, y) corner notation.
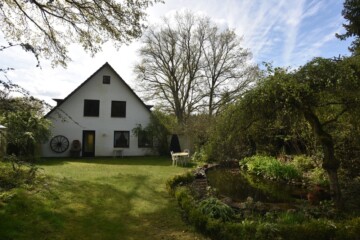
top-left (1, 0), bottom-right (162, 66)
top-left (274, 212), bottom-right (308, 225)
top-left (307, 167), bottom-right (329, 186)
top-left (3, 110), bottom-right (50, 161)
top-left (336, 0), bottom-right (360, 53)
top-left (336, 217), bottom-right (360, 239)
top-left (183, 114), bottom-right (214, 151)
top-left (291, 155), bottom-right (316, 171)
top-left (166, 171), bottom-right (195, 195)
top-left (0, 158), bottom-right (40, 191)
top-left (172, 186), bottom-right (360, 240)
top-left (198, 197), bottom-right (235, 222)
top-left (147, 109), bottom-right (175, 155)
top-left (191, 148), bottom-right (209, 163)
top-left (241, 155), bottom-right (301, 181)
top-left (255, 222), bottom-right (279, 240)
top-left (175, 187), bottom-right (196, 212)
top-left (290, 155), bottom-right (329, 185)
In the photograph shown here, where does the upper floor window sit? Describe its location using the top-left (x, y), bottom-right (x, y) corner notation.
top-left (84, 99), bottom-right (100, 117)
top-left (111, 101), bottom-right (126, 118)
top-left (103, 75), bottom-right (111, 84)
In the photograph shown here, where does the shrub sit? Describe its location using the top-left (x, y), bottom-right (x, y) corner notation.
top-left (336, 217), bottom-right (360, 240)
top-left (198, 197), bottom-right (235, 222)
top-left (166, 171), bottom-right (194, 195)
top-left (240, 155), bottom-right (301, 181)
top-left (291, 155), bottom-right (315, 171)
top-left (191, 148), bottom-right (209, 163)
top-left (170, 172), bottom-right (360, 240)
top-left (276, 212), bottom-right (308, 225)
top-left (255, 222), bottom-right (279, 240)
top-left (175, 187), bottom-right (196, 213)
top-left (172, 186), bottom-right (360, 240)
top-left (0, 158), bottom-right (40, 191)
top-left (307, 167), bottom-right (328, 186)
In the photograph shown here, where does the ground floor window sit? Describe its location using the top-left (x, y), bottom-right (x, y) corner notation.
top-left (138, 130), bottom-right (153, 148)
top-left (114, 131), bottom-right (130, 148)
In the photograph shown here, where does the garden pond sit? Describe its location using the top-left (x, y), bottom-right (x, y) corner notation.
top-left (206, 168), bottom-right (308, 203)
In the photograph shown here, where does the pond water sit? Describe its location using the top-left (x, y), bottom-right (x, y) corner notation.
top-left (206, 168), bottom-right (307, 203)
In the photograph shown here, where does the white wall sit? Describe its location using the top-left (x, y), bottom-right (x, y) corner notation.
top-left (42, 64), bottom-right (152, 157)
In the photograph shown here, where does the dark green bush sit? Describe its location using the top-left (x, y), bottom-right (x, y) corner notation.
top-left (336, 217), bottom-right (360, 240)
top-left (255, 222), bottom-right (279, 240)
top-left (172, 186), bottom-right (360, 240)
top-left (198, 197), bottom-right (235, 222)
top-left (0, 160), bottom-right (39, 191)
top-left (291, 155), bottom-right (315, 171)
top-left (166, 171), bottom-right (194, 195)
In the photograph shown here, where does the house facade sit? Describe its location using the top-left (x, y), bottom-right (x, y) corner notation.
top-left (42, 62), bottom-right (153, 157)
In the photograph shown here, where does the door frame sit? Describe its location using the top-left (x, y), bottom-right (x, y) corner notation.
top-left (82, 130), bottom-right (95, 157)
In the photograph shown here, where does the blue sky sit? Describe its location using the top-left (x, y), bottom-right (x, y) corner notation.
top-left (0, 0), bottom-right (352, 105)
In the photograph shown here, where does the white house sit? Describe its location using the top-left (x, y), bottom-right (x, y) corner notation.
top-left (42, 62), bottom-right (153, 157)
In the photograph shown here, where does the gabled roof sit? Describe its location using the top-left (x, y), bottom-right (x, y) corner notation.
top-left (45, 62), bottom-right (151, 117)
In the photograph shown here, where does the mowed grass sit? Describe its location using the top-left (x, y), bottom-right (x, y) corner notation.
top-left (0, 157), bottom-right (206, 240)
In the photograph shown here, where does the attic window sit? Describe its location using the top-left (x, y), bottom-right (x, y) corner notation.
top-left (103, 75), bottom-right (111, 84)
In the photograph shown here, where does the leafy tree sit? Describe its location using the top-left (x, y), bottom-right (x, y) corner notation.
top-left (0, 0), bottom-right (162, 66)
top-left (336, 0), bottom-right (360, 54)
top-left (208, 56), bottom-right (360, 207)
top-left (132, 109), bottom-right (175, 155)
top-left (5, 112), bottom-right (50, 160)
top-left (135, 11), bottom-right (254, 123)
top-left (1, 98), bottom-right (51, 161)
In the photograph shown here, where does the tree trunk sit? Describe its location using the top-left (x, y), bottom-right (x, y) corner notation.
top-left (208, 87), bottom-right (214, 117)
top-left (302, 109), bottom-right (343, 208)
top-left (327, 168), bottom-right (343, 208)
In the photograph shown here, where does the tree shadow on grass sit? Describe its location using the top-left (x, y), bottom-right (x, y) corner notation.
top-left (0, 178), bottom-right (135, 240)
top-left (0, 174), bottom-right (205, 240)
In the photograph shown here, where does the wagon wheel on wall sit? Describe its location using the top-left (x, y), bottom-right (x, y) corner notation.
top-left (50, 135), bottom-right (70, 153)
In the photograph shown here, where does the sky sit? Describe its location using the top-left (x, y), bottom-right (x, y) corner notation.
top-left (0, 0), bottom-right (352, 106)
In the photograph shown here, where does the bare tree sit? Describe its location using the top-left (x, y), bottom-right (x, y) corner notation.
top-left (135, 12), bottom-right (207, 123)
top-left (135, 11), bottom-right (256, 123)
top-left (201, 27), bottom-right (256, 116)
top-left (0, 0), bottom-right (162, 67)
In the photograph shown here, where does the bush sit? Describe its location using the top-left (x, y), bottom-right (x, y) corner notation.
top-left (169, 169), bottom-right (360, 240)
top-left (291, 155), bottom-right (315, 171)
top-left (166, 172), bottom-right (194, 195)
top-left (336, 217), bottom-right (360, 240)
top-left (0, 157), bottom-right (40, 191)
top-left (172, 186), bottom-right (360, 240)
top-left (198, 197), bottom-right (235, 222)
top-left (191, 148), bottom-right (209, 163)
top-left (307, 167), bottom-right (328, 186)
top-left (255, 222), bottom-right (279, 240)
top-left (240, 155), bottom-right (301, 181)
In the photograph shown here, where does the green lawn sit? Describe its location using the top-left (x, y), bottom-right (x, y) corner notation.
top-left (0, 157), bottom-right (206, 240)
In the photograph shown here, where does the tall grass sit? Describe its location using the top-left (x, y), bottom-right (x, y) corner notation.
top-left (240, 155), bottom-right (301, 181)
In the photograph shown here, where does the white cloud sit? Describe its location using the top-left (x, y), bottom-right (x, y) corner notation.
top-left (0, 0), bottom-right (350, 105)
